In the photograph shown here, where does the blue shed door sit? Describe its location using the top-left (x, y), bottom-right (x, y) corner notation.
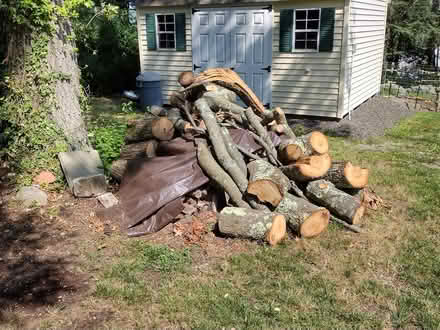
top-left (192, 7), bottom-right (272, 106)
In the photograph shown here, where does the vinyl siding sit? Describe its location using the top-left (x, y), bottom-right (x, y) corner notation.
top-left (273, 1), bottom-right (345, 117)
top-left (137, 7), bottom-right (192, 102)
top-left (343, 0), bottom-right (387, 116)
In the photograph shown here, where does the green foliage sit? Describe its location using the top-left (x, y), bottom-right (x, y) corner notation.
top-left (121, 100), bottom-right (136, 114)
top-left (88, 118), bottom-right (126, 172)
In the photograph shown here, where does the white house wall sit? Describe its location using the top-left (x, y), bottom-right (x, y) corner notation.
top-left (343, 0), bottom-right (387, 116)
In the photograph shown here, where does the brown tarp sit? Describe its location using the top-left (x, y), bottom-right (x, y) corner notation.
top-left (105, 128), bottom-right (281, 236)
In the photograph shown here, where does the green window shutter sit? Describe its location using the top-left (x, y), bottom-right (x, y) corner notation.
top-left (175, 13), bottom-right (186, 51)
top-left (146, 14), bottom-right (157, 50)
top-left (319, 8), bottom-right (335, 52)
top-left (279, 9), bottom-right (294, 52)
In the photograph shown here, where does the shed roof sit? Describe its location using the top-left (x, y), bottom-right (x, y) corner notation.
top-left (136, 0), bottom-right (280, 7)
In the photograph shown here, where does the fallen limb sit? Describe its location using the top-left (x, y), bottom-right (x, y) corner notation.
top-left (273, 107), bottom-right (296, 140)
top-left (330, 215), bottom-right (362, 233)
top-left (221, 127), bottom-right (247, 177)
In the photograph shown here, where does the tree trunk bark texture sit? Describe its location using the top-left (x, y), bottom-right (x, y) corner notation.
top-left (320, 161), bottom-right (369, 189)
top-left (119, 140), bottom-right (158, 160)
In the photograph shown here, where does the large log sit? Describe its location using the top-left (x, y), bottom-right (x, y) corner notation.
top-left (221, 127), bottom-right (247, 176)
top-left (119, 140), bottom-right (158, 160)
top-left (278, 138), bottom-right (303, 165)
top-left (152, 117), bottom-right (175, 141)
top-left (196, 98), bottom-right (248, 193)
top-left (196, 139), bottom-right (250, 209)
top-left (320, 161), bottom-right (369, 189)
top-left (281, 153), bottom-right (332, 182)
top-left (275, 193), bottom-right (329, 238)
top-left (247, 160), bottom-right (290, 207)
top-left (306, 180), bottom-right (365, 225)
top-left (110, 159), bottom-right (127, 182)
top-left (292, 132), bottom-right (329, 156)
top-left (218, 207), bottom-right (286, 245)
top-left (125, 117), bottom-right (155, 143)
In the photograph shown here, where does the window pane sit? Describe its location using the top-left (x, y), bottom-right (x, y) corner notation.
top-left (296, 32), bottom-right (306, 40)
top-left (157, 15), bottom-right (165, 23)
top-left (159, 34), bottom-right (167, 41)
top-left (307, 20), bottom-right (319, 29)
top-left (166, 15), bottom-right (174, 23)
top-left (166, 23), bottom-right (175, 32)
top-left (167, 34), bottom-right (175, 42)
top-left (307, 40), bottom-right (317, 49)
top-left (307, 32), bottom-right (318, 40)
top-left (308, 10), bottom-right (320, 19)
top-left (295, 40), bottom-right (306, 49)
top-left (159, 40), bottom-right (167, 48)
top-left (296, 20), bottom-right (306, 29)
top-left (158, 23), bottom-right (165, 32)
top-left (168, 41), bottom-right (175, 49)
top-left (296, 10), bottom-right (306, 20)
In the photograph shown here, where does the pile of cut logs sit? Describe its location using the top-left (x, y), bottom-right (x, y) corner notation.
top-left (112, 68), bottom-right (370, 245)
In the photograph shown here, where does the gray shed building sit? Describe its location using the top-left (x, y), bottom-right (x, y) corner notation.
top-left (135, 0), bottom-right (388, 118)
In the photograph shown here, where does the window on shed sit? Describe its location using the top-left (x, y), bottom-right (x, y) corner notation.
top-left (156, 14), bottom-right (176, 49)
top-left (294, 9), bottom-right (320, 51)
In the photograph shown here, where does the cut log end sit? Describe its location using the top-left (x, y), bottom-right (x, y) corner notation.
top-left (152, 117), bottom-right (175, 141)
top-left (345, 163), bottom-right (369, 188)
top-left (281, 144), bottom-right (303, 164)
top-left (178, 71), bottom-right (195, 87)
top-left (352, 205), bottom-right (365, 225)
top-left (296, 153), bottom-right (332, 179)
top-left (265, 214), bottom-right (286, 246)
top-left (247, 180), bottom-right (283, 207)
top-left (300, 209), bottom-right (330, 238)
top-left (308, 131), bottom-right (329, 155)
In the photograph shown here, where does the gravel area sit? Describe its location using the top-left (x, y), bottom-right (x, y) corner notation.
top-left (288, 96), bottom-right (422, 140)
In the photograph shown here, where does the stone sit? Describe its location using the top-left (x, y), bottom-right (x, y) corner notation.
top-left (33, 171), bottom-right (56, 185)
top-left (72, 174), bottom-right (107, 198)
top-left (97, 192), bottom-right (119, 208)
top-left (58, 150), bottom-right (107, 197)
top-left (16, 186), bottom-right (48, 207)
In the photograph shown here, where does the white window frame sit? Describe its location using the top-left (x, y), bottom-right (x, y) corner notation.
top-left (293, 8), bottom-right (321, 53)
top-left (155, 13), bottom-right (176, 50)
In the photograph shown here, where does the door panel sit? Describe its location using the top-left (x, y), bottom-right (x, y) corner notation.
top-left (192, 7), bottom-right (272, 105)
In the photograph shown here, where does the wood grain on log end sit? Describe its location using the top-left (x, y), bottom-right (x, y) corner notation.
top-left (265, 214), bottom-right (286, 246)
top-left (178, 71), bottom-right (195, 87)
top-left (307, 131), bottom-right (329, 155)
top-left (296, 153), bottom-right (332, 179)
top-left (300, 209), bottom-right (329, 238)
top-left (248, 180), bottom-right (283, 207)
top-left (279, 140), bottom-right (304, 165)
top-left (152, 117), bottom-right (175, 141)
top-left (345, 162), bottom-right (369, 188)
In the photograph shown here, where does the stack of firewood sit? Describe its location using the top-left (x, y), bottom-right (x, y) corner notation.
top-left (112, 68), bottom-right (370, 245)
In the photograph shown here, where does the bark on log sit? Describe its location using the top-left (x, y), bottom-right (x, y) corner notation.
top-left (196, 139), bottom-right (250, 209)
top-left (275, 193), bottom-right (329, 238)
top-left (152, 117), bottom-right (175, 141)
top-left (196, 98), bottom-right (248, 193)
top-left (167, 108), bottom-right (193, 135)
top-left (278, 138), bottom-right (304, 164)
top-left (292, 132), bottom-right (329, 156)
top-left (281, 153), bottom-right (332, 182)
top-left (218, 207), bottom-right (286, 245)
top-left (204, 84), bottom-right (237, 102)
top-left (110, 159), bottom-right (128, 182)
top-left (221, 127), bottom-right (247, 176)
top-left (125, 117), bottom-right (155, 143)
top-left (247, 160), bottom-right (290, 207)
top-left (320, 161), bottom-right (369, 189)
top-left (119, 140), bottom-right (158, 160)
top-left (273, 107), bottom-right (296, 140)
top-left (306, 180), bottom-right (365, 225)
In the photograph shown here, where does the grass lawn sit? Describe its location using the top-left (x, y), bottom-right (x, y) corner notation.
top-left (2, 102), bottom-right (440, 329)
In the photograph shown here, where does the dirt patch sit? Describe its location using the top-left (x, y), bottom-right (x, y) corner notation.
top-left (289, 96), bottom-right (425, 140)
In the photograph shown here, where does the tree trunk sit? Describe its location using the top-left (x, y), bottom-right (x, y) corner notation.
top-left (275, 193), bottom-right (329, 238)
top-left (119, 140), bottom-right (158, 160)
top-left (320, 161), bottom-right (369, 189)
top-left (47, 16), bottom-right (90, 151)
top-left (306, 180), bottom-right (365, 225)
top-left (110, 159), bottom-right (128, 182)
top-left (291, 132), bottom-right (329, 156)
top-left (247, 160), bottom-right (290, 207)
top-left (278, 138), bottom-right (304, 164)
top-left (218, 207), bottom-right (286, 245)
top-left (280, 153), bottom-right (332, 182)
